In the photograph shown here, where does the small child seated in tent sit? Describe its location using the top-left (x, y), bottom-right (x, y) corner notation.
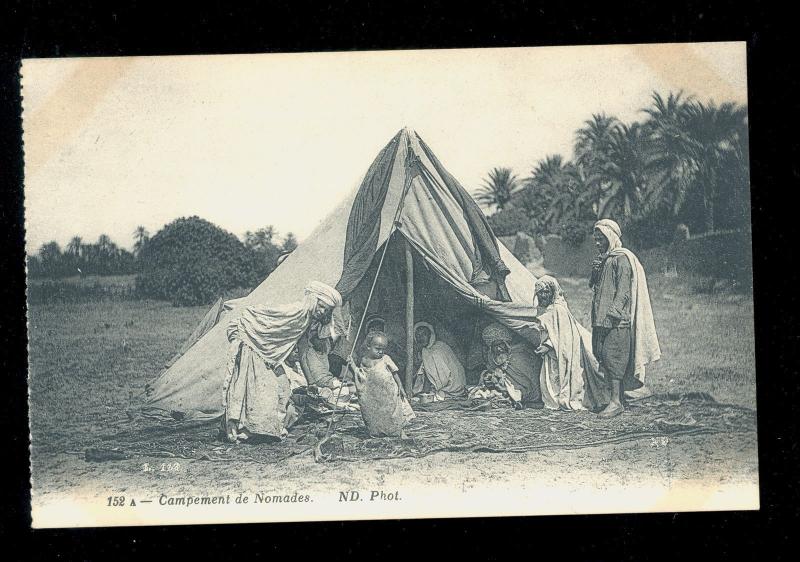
top-left (347, 331), bottom-right (415, 438)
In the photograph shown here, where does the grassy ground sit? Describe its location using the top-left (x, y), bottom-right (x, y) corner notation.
top-left (27, 274), bottom-right (138, 288)
top-left (27, 278), bottom-right (758, 524)
top-left (556, 275), bottom-right (756, 408)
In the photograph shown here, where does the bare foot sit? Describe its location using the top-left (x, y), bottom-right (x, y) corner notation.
top-left (225, 420), bottom-right (239, 443)
top-left (598, 402), bottom-right (624, 418)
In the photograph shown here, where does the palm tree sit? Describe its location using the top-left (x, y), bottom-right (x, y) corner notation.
top-left (244, 226), bottom-right (277, 250)
top-left (643, 91), bottom-right (693, 126)
top-left (595, 123), bottom-right (669, 222)
top-left (536, 158), bottom-right (574, 226)
top-left (38, 241), bottom-right (61, 264)
top-left (133, 226), bottom-right (150, 255)
top-left (518, 155), bottom-right (595, 232)
top-left (282, 232), bottom-right (298, 252)
top-left (474, 167), bottom-right (520, 211)
top-left (680, 100), bottom-right (749, 233)
top-left (575, 113), bottom-right (620, 169)
top-left (97, 234), bottom-right (114, 255)
top-left (641, 91), bottom-right (698, 215)
top-left (66, 236), bottom-right (83, 257)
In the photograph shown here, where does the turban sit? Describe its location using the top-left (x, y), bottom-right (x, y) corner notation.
top-left (481, 322), bottom-right (515, 347)
top-left (304, 281), bottom-right (342, 308)
top-left (594, 219), bottom-right (622, 252)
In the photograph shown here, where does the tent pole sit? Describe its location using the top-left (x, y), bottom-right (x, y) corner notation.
top-left (404, 237), bottom-right (415, 397)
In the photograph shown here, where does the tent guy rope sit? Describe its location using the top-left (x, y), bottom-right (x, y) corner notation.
top-left (315, 139), bottom-right (420, 462)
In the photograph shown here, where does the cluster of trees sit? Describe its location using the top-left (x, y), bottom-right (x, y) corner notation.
top-left (28, 221), bottom-right (298, 289)
top-left (477, 92), bottom-right (750, 248)
top-left (27, 233), bottom-right (141, 278)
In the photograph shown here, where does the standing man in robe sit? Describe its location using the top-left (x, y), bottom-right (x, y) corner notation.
top-left (590, 219), bottom-right (661, 418)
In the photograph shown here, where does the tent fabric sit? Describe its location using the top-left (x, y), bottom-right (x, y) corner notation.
top-left (143, 128), bottom-right (539, 421)
top-left (335, 130), bottom-right (512, 302)
top-left (416, 136), bottom-right (511, 300)
top-left (335, 131), bottom-right (403, 297)
top-left (160, 297), bottom-right (224, 371)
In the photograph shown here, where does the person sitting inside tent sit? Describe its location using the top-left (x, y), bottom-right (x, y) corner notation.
top-left (222, 281), bottom-right (343, 442)
top-left (411, 321), bottom-right (467, 401)
top-left (533, 275), bottom-right (610, 411)
top-left (469, 322), bottom-right (542, 407)
top-left (348, 331), bottom-right (415, 438)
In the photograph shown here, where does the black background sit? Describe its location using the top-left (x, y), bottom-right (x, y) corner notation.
top-left (1, 2), bottom-right (797, 559)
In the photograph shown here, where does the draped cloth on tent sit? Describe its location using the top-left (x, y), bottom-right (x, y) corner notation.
top-left (335, 132), bottom-right (403, 297)
top-left (335, 130), bottom-right (512, 304)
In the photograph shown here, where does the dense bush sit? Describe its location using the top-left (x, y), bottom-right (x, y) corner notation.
top-left (487, 207), bottom-right (531, 237)
top-left (639, 229), bottom-right (753, 287)
top-left (136, 217), bottom-right (260, 306)
top-left (557, 218), bottom-right (592, 247)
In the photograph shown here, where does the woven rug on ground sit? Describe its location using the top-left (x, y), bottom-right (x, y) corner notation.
top-left (76, 393), bottom-right (756, 464)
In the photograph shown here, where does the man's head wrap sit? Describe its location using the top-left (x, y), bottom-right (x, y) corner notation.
top-left (304, 281), bottom-right (342, 308)
top-left (481, 322), bottom-right (515, 347)
top-left (594, 219), bottom-right (623, 252)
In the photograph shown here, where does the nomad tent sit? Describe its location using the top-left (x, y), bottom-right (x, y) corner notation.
top-left (144, 128), bottom-right (541, 420)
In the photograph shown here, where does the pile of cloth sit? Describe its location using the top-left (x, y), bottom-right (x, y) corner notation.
top-left (293, 380), bottom-right (360, 415)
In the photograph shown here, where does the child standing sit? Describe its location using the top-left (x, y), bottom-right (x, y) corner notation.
top-left (348, 331), bottom-right (415, 438)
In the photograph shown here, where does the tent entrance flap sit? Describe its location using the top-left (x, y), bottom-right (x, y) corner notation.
top-left (341, 234), bottom-right (496, 386)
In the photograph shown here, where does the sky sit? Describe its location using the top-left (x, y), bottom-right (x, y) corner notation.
top-left (21, 42), bottom-right (748, 254)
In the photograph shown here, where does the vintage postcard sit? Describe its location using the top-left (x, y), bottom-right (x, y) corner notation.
top-left (24, 42), bottom-right (757, 528)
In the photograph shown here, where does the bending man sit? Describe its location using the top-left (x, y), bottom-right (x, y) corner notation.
top-left (223, 281), bottom-right (343, 441)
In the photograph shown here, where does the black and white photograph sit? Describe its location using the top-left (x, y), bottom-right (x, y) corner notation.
top-left (22, 43), bottom-right (757, 527)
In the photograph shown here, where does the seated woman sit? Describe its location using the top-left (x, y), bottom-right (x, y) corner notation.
top-left (471, 322), bottom-right (542, 406)
top-left (411, 322), bottom-right (467, 401)
top-left (222, 281), bottom-right (343, 442)
top-left (533, 275), bottom-right (610, 411)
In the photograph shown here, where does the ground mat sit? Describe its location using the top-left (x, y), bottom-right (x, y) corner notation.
top-left (56, 393), bottom-right (756, 464)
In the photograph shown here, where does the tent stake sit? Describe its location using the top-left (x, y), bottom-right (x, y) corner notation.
top-left (405, 238), bottom-right (414, 397)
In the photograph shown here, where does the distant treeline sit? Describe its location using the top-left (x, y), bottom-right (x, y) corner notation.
top-left (27, 224), bottom-right (298, 281)
top-left (478, 91), bottom-right (750, 248)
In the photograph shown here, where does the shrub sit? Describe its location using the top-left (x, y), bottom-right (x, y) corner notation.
top-left (557, 218), bottom-right (592, 247)
top-left (136, 217), bottom-right (260, 306)
top-left (487, 207), bottom-right (531, 237)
